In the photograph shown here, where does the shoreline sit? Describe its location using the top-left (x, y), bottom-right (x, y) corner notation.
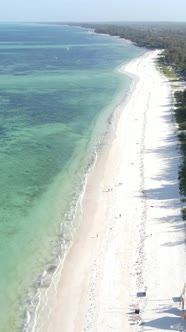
top-left (38, 50), bottom-right (186, 331)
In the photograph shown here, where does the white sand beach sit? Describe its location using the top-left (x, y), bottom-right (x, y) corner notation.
top-left (39, 51), bottom-right (186, 332)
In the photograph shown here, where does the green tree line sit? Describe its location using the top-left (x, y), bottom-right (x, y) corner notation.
top-left (174, 89), bottom-right (186, 204)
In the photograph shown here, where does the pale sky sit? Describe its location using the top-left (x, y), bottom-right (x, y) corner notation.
top-left (1, 0), bottom-right (186, 22)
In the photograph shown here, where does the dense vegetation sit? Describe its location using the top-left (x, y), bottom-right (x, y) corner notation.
top-left (73, 22), bottom-right (186, 213)
top-left (174, 90), bottom-right (186, 208)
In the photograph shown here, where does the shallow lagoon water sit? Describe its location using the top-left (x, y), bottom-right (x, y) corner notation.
top-left (0, 23), bottom-right (144, 331)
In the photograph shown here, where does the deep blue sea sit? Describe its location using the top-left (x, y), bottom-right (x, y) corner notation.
top-left (0, 23), bottom-right (144, 331)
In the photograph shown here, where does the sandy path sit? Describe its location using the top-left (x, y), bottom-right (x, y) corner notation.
top-left (39, 51), bottom-right (186, 332)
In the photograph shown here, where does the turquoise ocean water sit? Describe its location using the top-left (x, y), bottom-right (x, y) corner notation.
top-left (0, 23), bottom-right (144, 331)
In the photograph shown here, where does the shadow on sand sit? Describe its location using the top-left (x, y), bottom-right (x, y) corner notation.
top-left (144, 316), bottom-right (185, 330)
top-left (144, 307), bottom-right (186, 330)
